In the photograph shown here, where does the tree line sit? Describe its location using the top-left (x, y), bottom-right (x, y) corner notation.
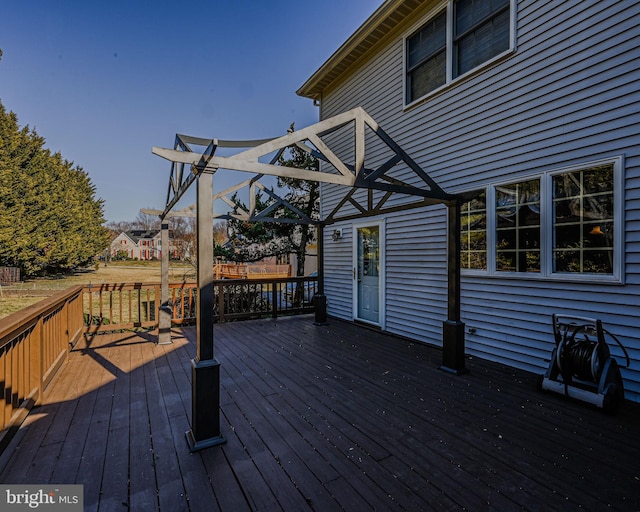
top-left (0, 97), bottom-right (110, 277)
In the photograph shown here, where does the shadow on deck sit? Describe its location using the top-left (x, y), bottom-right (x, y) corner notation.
top-left (1, 315), bottom-right (639, 511)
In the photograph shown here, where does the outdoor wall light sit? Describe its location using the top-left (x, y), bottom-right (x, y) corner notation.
top-left (332, 228), bottom-right (342, 241)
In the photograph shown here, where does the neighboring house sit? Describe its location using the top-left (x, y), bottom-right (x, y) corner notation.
top-left (297, 1), bottom-right (640, 401)
top-left (110, 230), bottom-right (179, 260)
top-left (276, 245), bottom-right (318, 277)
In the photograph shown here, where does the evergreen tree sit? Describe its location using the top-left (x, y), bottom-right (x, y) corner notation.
top-left (226, 145), bottom-right (319, 276)
top-left (0, 100), bottom-right (110, 275)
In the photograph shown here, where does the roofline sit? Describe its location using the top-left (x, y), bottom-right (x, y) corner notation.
top-left (113, 232), bottom-right (137, 244)
top-left (296, 0), bottom-right (424, 100)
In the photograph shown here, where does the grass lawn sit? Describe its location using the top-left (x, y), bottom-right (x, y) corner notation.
top-left (0, 261), bottom-right (194, 320)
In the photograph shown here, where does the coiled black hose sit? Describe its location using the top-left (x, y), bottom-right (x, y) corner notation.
top-left (563, 339), bottom-right (599, 381)
top-left (558, 323), bottom-right (630, 384)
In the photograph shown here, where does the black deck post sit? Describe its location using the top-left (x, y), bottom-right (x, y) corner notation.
top-left (440, 201), bottom-right (467, 375)
top-left (158, 222), bottom-right (172, 345)
top-left (185, 170), bottom-right (226, 451)
top-left (313, 223), bottom-right (328, 325)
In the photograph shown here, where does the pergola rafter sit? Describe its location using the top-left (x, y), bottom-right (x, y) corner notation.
top-left (160, 133), bottom-right (283, 219)
top-left (150, 106), bottom-right (474, 453)
top-left (153, 107), bottom-right (459, 215)
top-left (143, 176), bottom-right (317, 225)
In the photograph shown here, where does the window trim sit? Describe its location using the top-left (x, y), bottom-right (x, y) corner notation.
top-left (403, 0), bottom-right (517, 109)
top-left (461, 156), bottom-right (624, 283)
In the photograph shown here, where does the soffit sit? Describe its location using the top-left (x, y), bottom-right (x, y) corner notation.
top-left (297, 0), bottom-right (432, 100)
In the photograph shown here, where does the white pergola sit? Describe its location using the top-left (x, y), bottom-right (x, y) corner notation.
top-left (151, 107), bottom-right (476, 451)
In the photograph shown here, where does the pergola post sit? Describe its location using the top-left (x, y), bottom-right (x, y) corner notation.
top-left (313, 223), bottom-right (328, 325)
top-left (158, 222), bottom-right (172, 345)
top-left (440, 201), bottom-right (467, 374)
top-left (185, 170), bottom-right (226, 452)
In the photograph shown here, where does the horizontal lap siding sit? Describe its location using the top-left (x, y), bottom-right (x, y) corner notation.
top-left (319, 0), bottom-right (640, 401)
top-left (385, 208), bottom-right (447, 341)
top-left (324, 223), bottom-right (354, 321)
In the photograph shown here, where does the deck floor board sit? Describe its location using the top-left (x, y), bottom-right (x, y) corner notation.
top-left (1, 315), bottom-right (639, 511)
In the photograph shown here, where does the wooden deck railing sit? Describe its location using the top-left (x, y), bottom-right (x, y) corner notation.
top-left (83, 276), bottom-right (318, 332)
top-left (170, 276), bottom-right (318, 324)
top-left (83, 282), bottom-right (161, 335)
top-left (0, 285), bottom-right (84, 451)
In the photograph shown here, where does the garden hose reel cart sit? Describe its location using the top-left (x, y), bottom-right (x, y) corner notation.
top-left (537, 314), bottom-right (630, 413)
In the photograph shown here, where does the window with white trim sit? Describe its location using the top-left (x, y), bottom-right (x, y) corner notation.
top-left (460, 159), bottom-right (622, 280)
top-left (405, 0), bottom-right (513, 105)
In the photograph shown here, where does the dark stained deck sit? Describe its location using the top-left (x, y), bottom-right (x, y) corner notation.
top-left (1, 315), bottom-right (639, 511)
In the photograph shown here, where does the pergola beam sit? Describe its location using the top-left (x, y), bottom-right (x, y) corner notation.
top-left (153, 107), bottom-right (458, 203)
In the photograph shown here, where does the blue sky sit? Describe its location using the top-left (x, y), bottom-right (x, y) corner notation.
top-left (0, 0), bottom-right (379, 223)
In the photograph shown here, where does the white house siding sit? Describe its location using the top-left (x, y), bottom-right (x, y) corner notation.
top-left (316, 1), bottom-right (640, 401)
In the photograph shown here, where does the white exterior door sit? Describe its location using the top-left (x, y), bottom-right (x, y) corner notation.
top-left (353, 222), bottom-right (384, 326)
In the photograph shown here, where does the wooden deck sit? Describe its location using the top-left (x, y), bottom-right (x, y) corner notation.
top-left (1, 315), bottom-right (639, 511)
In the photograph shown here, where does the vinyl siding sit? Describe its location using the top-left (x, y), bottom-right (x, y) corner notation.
top-left (323, 221), bottom-right (354, 321)
top-left (316, 0), bottom-right (640, 401)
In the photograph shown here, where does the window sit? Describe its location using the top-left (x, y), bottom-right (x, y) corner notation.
top-left (454, 0), bottom-right (511, 78)
top-left (459, 159), bottom-right (622, 281)
top-left (461, 191), bottom-right (487, 270)
top-left (495, 179), bottom-right (540, 273)
top-left (552, 165), bottom-right (614, 274)
top-left (406, 0), bottom-right (512, 105)
top-left (406, 11), bottom-right (447, 100)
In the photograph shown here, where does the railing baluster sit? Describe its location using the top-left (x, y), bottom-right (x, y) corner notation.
top-left (271, 283), bottom-right (278, 319)
top-left (109, 289), bottom-right (114, 328)
top-left (118, 286), bottom-right (123, 326)
top-left (99, 288), bottom-right (104, 325)
top-left (4, 346), bottom-right (12, 427)
top-left (218, 282), bottom-right (224, 323)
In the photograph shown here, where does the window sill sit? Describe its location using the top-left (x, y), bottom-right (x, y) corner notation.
top-left (462, 269), bottom-right (624, 285)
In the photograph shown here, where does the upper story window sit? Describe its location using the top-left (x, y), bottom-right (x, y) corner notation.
top-left (406, 10), bottom-right (447, 101)
top-left (459, 158), bottom-right (623, 282)
top-left (405, 0), bottom-right (513, 105)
